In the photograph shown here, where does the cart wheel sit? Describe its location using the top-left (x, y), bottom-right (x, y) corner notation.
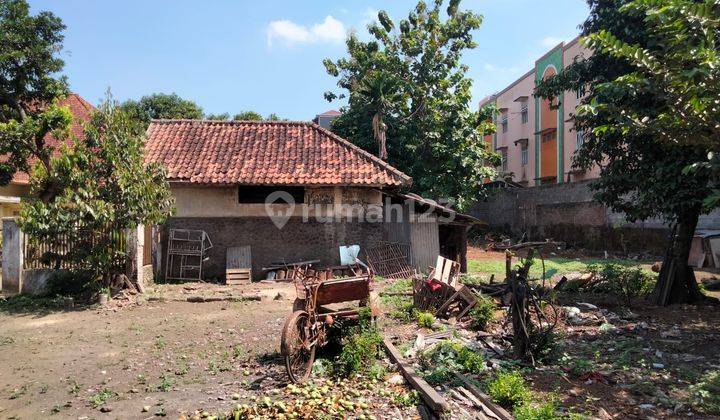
top-left (292, 298), bottom-right (306, 312)
top-left (281, 310), bottom-right (316, 383)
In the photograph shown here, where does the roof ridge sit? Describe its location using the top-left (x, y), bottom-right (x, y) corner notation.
top-left (150, 119), bottom-right (311, 125)
top-left (310, 123), bottom-right (412, 185)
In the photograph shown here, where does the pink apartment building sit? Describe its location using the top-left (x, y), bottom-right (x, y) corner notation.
top-left (480, 37), bottom-right (600, 186)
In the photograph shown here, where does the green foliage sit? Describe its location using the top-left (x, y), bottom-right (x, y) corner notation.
top-left (418, 341), bottom-right (485, 383)
top-left (0, 0), bottom-right (70, 186)
top-left (205, 112), bottom-right (230, 120)
top-left (88, 388), bottom-right (114, 408)
top-left (393, 390), bottom-right (420, 407)
top-left (19, 94), bottom-right (175, 283)
top-left (155, 374), bottom-right (173, 392)
top-left (514, 398), bottom-right (560, 420)
top-left (689, 370), bottom-right (720, 415)
top-left (120, 92), bottom-right (203, 128)
top-left (45, 270), bottom-right (96, 297)
top-left (416, 311), bottom-right (435, 328)
top-left (469, 294), bottom-right (496, 330)
top-left (536, 0), bottom-right (719, 303)
top-left (368, 362), bottom-right (388, 381)
top-left (324, 0), bottom-right (498, 208)
top-left (487, 370), bottom-right (530, 408)
top-left (233, 111), bottom-right (263, 121)
top-left (336, 326), bottom-right (383, 376)
top-left (587, 263), bottom-right (655, 306)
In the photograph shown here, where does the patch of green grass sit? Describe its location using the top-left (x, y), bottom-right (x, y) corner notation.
top-left (0, 294), bottom-right (66, 314)
top-left (467, 257), bottom-right (649, 281)
top-left (9, 384), bottom-right (28, 400)
top-left (88, 388), bottom-right (115, 408)
top-left (336, 327), bottom-right (383, 376)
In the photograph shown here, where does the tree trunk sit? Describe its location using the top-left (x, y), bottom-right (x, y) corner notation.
top-left (654, 205), bottom-right (704, 305)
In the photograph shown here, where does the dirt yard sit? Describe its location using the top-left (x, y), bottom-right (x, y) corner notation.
top-left (1, 249), bottom-right (719, 419)
top-left (0, 282), bottom-right (297, 418)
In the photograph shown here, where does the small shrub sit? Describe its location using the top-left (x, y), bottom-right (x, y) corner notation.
top-left (531, 330), bottom-right (562, 364)
top-left (689, 370), bottom-right (720, 415)
top-left (487, 370), bottom-right (530, 408)
top-left (419, 341), bottom-right (485, 383)
top-left (469, 295), bottom-right (496, 330)
top-left (416, 311), bottom-right (435, 328)
top-left (336, 327), bottom-right (382, 375)
top-left (393, 390), bottom-right (420, 407)
top-left (514, 398), bottom-right (560, 420)
top-left (46, 270), bottom-right (96, 297)
top-left (587, 263), bottom-right (655, 306)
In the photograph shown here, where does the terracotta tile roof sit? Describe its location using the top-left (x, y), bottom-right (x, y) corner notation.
top-left (12, 93), bottom-right (95, 184)
top-left (145, 120), bottom-right (411, 187)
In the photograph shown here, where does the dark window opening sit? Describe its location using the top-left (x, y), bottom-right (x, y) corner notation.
top-left (238, 186), bottom-right (305, 204)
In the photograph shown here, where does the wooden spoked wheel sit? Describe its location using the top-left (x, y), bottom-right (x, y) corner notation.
top-left (281, 310), bottom-right (316, 383)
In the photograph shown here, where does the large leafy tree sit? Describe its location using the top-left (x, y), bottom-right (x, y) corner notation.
top-left (20, 95), bottom-right (175, 284)
top-left (323, 0), bottom-right (497, 208)
top-left (536, 0), bottom-right (720, 304)
top-left (120, 93), bottom-right (203, 128)
top-left (0, 0), bottom-right (70, 188)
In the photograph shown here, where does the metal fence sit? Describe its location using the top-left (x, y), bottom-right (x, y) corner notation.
top-left (23, 228), bottom-right (127, 270)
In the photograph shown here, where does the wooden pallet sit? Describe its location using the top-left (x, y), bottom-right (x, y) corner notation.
top-left (226, 268), bottom-right (251, 285)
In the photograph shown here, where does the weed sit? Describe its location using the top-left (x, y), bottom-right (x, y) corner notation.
top-left (689, 370), bottom-right (720, 415)
top-left (39, 384), bottom-right (49, 394)
top-left (389, 301), bottom-right (415, 322)
top-left (154, 336), bottom-right (166, 350)
top-left (368, 362), bottom-right (388, 381)
top-left (587, 263), bottom-right (655, 306)
top-left (336, 327), bottom-right (382, 375)
top-left (9, 384), bottom-right (28, 400)
top-left (469, 295), bottom-right (496, 330)
top-left (67, 379), bottom-right (82, 395)
top-left (137, 373), bottom-right (147, 385)
top-left (88, 389), bottom-right (114, 408)
top-left (175, 359), bottom-right (189, 376)
top-left (487, 370), bottom-right (530, 408)
top-left (419, 341), bottom-right (485, 384)
top-left (233, 346), bottom-right (246, 359)
top-left (156, 374), bottom-right (173, 392)
top-left (416, 311), bottom-right (435, 328)
top-left (393, 390), bottom-right (420, 407)
top-left (514, 397), bottom-right (560, 420)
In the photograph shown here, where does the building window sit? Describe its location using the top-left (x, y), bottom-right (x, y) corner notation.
top-left (542, 131), bottom-right (555, 143)
top-left (501, 116), bottom-right (508, 133)
top-left (238, 186), bottom-right (305, 204)
top-left (576, 131), bottom-right (585, 148)
top-left (521, 144), bottom-right (528, 166)
top-left (520, 105), bottom-right (528, 124)
top-left (501, 149), bottom-right (508, 172)
top-left (576, 85), bottom-right (585, 99)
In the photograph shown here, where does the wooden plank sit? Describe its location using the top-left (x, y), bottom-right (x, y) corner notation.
top-left (383, 338), bottom-right (449, 414)
top-left (453, 372), bottom-right (513, 420)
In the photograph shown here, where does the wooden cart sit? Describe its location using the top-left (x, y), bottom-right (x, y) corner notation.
top-left (280, 263), bottom-right (377, 383)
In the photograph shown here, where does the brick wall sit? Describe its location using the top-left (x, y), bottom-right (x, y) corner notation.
top-left (471, 180), bottom-right (720, 254)
top-left (162, 217), bottom-right (386, 281)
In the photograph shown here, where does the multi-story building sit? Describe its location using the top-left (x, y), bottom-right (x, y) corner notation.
top-left (480, 37), bottom-right (598, 186)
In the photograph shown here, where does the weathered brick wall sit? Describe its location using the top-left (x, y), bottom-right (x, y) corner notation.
top-left (162, 217), bottom-right (386, 281)
top-left (471, 180), bottom-right (720, 254)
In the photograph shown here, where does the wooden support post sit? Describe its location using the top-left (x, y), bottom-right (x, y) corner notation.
top-left (382, 338), bottom-right (449, 415)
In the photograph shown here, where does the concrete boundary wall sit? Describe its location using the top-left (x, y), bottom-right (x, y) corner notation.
top-left (471, 181), bottom-right (720, 254)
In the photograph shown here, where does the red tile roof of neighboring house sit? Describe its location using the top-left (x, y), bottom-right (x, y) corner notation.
top-left (12, 93), bottom-right (95, 184)
top-left (317, 110), bottom-right (341, 117)
top-left (145, 119), bottom-right (411, 187)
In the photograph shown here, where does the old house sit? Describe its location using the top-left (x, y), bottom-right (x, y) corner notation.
top-left (144, 119), bottom-right (415, 281)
